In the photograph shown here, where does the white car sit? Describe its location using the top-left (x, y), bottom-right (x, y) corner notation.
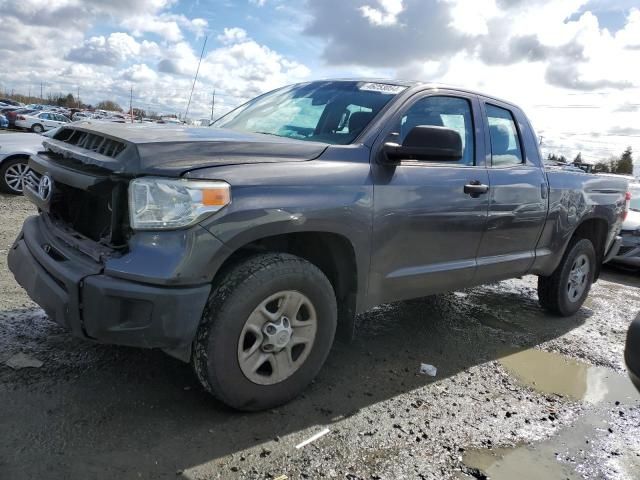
top-left (0, 130), bottom-right (57, 194)
top-left (14, 111), bottom-right (71, 133)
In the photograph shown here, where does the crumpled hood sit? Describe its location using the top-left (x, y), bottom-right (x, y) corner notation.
top-left (41, 122), bottom-right (329, 176)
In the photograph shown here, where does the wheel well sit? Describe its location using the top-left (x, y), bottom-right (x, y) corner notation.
top-left (215, 232), bottom-right (358, 339)
top-left (571, 218), bottom-right (609, 280)
top-left (1, 154), bottom-right (30, 164)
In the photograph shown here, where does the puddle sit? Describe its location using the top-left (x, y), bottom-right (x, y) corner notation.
top-left (460, 349), bottom-right (640, 480)
top-left (460, 445), bottom-right (580, 480)
top-left (499, 348), bottom-right (638, 403)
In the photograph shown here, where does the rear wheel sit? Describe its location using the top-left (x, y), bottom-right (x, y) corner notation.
top-left (538, 238), bottom-right (596, 316)
top-left (31, 124), bottom-right (43, 133)
top-left (0, 157), bottom-right (29, 195)
top-left (192, 253), bottom-right (337, 410)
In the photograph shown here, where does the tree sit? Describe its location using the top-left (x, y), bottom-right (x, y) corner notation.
top-left (546, 153), bottom-right (567, 163)
top-left (616, 147), bottom-right (633, 175)
top-left (573, 152), bottom-right (582, 164)
top-left (95, 100), bottom-right (122, 112)
top-left (593, 161), bottom-right (610, 173)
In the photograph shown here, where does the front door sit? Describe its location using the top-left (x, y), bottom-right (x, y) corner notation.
top-left (369, 93), bottom-right (490, 305)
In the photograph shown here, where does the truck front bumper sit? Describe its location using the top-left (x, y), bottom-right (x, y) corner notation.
top-left (8, 216), bottom-right (211, 353)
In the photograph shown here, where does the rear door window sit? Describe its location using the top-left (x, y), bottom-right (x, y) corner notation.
top-left (485, 104), bottom-right (524, 167)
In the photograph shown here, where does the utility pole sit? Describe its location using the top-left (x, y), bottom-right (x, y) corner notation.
top-left (539, 135), bottom-right (544, 146)
top-left (77, 86), bottom-right (80, 108)
top-left (210, 89), bottom-right (215, 123)
top-left (40, 82), bottom-right (43, 100)
top-left (129, 86), bottom-right (133, 123)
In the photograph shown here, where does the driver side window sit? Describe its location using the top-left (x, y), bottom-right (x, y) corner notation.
top-left (395, 96), bottom-right (475, 166)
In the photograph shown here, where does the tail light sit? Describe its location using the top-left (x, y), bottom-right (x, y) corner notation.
top-left (16, 115), bottom-right (25, 120)
top-left (623, 191), bottom-right (631, 221)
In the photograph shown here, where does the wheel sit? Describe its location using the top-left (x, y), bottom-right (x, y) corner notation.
top-left (538, 238), bottom-right (596, 316)
top-left (31, 124), bottom-right (44, 133)
top-left (0, 157), bottom-right (29, 195)
top-left (192, 253), bottom-right (337, 410)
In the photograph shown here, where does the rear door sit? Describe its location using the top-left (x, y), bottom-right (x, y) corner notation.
top-left (39, 113), bottom-right (57, 130)
top-left (474, 100), bottom-right (548, 283)
top-left (369, 91), bottom-right (490, 305)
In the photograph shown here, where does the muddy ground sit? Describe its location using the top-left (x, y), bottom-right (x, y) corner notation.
top-left (0, 193), bottom-right (638, 480)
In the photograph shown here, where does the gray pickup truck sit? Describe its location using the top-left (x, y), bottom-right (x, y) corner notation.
top-left (8, 80), bottom-right (628, 410)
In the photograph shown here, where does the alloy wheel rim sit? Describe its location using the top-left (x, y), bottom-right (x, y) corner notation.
top-left (237, 290), bottom-right (317, 385)
top-left (4, 162), bottom-right (28, 193)
top-left (567, 253), bottom-right (590, 303)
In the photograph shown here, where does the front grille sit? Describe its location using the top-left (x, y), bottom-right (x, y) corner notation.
top-left (27, 169), bottom-right (127, 246)
top-left (618, 246), bottom-right (635, 256)
top-left (53, 128), bottom-right (126, 158)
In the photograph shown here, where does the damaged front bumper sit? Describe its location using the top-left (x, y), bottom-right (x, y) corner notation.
top-left (7, 215), bottom-right (216, 359)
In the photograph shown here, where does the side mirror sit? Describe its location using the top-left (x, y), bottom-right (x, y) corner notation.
top-left (382, 125), bottom-right (463, 163)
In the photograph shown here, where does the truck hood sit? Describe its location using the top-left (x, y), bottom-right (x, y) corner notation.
top-left (41, 122), bottom-right (329, 176)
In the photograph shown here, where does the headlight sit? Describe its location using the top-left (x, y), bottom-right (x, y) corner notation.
top-left (129, 177), bottom-right (230, 230)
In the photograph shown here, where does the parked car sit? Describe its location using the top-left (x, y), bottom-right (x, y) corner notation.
top-left (8, 80), bottom-right (629, 410)
top-left (609, 182), bottom-right (640, 268)
top-left (14, 111), bottom-right (70, 133)
top-left (0, 129), bottom-right (57, 194)
top-left (3, 108), bottom-right (38, 128)
top-left (72, 112), bottom-right (91, 121)
top-left (0, 98), bottom-right (22, 107)
top-left (0, 113), bottom-right (8, 129)
top-left (626, 313), bottom-right (640, 392)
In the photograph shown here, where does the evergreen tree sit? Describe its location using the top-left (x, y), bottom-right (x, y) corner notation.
top-left (616, 147), bottom-right (633, 175)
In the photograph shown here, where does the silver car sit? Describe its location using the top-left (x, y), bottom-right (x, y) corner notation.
top-left (611, 182), bottom-right (640, 268)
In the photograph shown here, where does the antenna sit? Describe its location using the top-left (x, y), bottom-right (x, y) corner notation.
top-left (184, 35), bottom-right (208, 123)
top-left (210, 89), bottom-right (215, 123)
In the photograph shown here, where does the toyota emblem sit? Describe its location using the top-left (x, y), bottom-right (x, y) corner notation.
top-left (38, 175), bottom-right (53, 202)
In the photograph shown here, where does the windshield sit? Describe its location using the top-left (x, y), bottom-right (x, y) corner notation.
top-left (630, 185), bottom-right (640, 211)
top-left (212, 81), bottom-right (406, 145)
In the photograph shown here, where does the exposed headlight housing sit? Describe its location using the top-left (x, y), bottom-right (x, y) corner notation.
top-left (129, 177), bottom-right (230, 230)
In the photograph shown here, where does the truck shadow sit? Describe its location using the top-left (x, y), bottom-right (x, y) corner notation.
top-left (0, 279), bottom-right (590, 478)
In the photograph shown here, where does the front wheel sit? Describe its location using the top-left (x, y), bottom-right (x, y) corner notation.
top-left (0, 157), bottom-right (29, 194)
top-left (538, 238), bottom-right (596, 316)
top-left (31, 124), bottom-right (44, 133)
top-left (192, 253), bottom-right (337, 410)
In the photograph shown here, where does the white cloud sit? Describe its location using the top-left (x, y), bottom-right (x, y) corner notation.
top-left (120, 14), bottom-right (184, 42)
top-left (217, 27), bottom-right (248, 45)
top-left (615, 8), bottom-right (640, 49)
top-left (66, 32), bottom-right (147, 66)
top-left (359, 0), bottom-right (404, 26)
top-left (120, 63), bottom-right (158, 82)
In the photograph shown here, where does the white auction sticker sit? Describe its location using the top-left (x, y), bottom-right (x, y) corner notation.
top-left (359, 82), bottom-right (406, 94)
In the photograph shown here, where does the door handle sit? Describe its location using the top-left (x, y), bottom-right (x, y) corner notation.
top-left (464, 181), bottom-right (489, 197)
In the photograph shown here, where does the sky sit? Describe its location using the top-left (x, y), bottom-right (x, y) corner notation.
top-left (0, 0), bottom-right (639, 165)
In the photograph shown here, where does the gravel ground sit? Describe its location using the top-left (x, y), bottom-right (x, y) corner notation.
top-left (0, 193), bottom-right (638, 480)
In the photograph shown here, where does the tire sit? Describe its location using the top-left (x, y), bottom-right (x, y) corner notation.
top-left (31, 124), bottom-right (43, 133)
top-left (538, 238), bottom-right (596, 316)
top-left (192, 253), bottom-right (337, 411)
top-left (0, 157), bottom-right (29, 195)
